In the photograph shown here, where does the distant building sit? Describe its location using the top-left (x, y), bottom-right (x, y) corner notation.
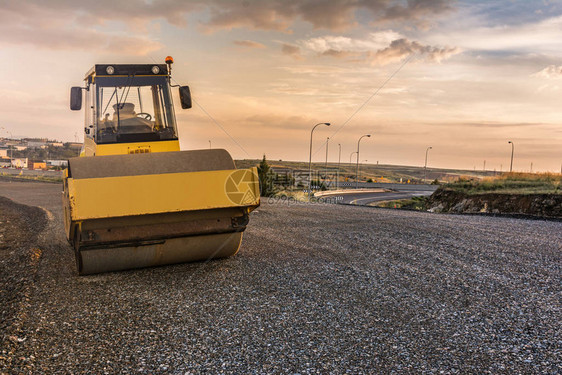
top-left (67, 142), bottom-right (83, 150)
top-left (49, 142), bottom-right (64, 147)
top-left (27, 141), bottom-right (47, 149)
top-left (0, 157), bottom-right (10, 168)
top-left (29, 161), bottom-right (47, 170)
top-left (11, 158), bottom-right (28, 168)
top-left (46, 160), bottom-right (69, 168)
top-left (0, 149), bottom-right (7, 157)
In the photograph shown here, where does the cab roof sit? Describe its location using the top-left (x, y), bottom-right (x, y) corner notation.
top-left (85, 64), bottom-right (168, 79)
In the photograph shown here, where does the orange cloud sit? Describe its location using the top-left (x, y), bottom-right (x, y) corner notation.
top-left (369, 38), bottom-right (461, 65)
top-left (281, 43), bottom-right (303, 59)
top-left (233, 40), bottom-right (267, 49)
top-left (532, 65), bottom-right (562, 79)
top-left (300, 32), bottom-right (460, 64)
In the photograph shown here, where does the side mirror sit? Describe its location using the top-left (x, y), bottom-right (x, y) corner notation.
top-left (179, 86), bottom-right (192, 109)
top-left (70, 87), bottom-right (82, 110)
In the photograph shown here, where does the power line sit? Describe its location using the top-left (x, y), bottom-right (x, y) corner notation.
top-left (149, 55), bottom-right (251, 158)
top-left (312, 53), bottom-right (414, 158)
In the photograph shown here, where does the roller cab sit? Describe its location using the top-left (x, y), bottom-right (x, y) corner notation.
top-left (66, 59), bottom-right (260, 274)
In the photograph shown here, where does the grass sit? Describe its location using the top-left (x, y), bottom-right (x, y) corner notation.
top-left (370, 196), bottom-right (429, 210)
top-left (0, 173), bottom-right (62, 183)
top-left (235, 159), bottom-right (496, 185)
top-left (443, 173), bottom-right (561, 195)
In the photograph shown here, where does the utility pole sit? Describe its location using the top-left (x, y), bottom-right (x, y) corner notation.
top-left (1, 127), bottom-right (14, 167)
top-left (209, 140), bottom-right (212, 149)
top-left (483, 160), bottom-right (486, 172)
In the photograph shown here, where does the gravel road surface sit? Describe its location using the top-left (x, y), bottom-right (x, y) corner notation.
top-left (0, 180), bottom-right (560, 374)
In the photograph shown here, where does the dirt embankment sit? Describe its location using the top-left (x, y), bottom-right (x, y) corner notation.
top-left (428, 188), bottom-right (562, 218)
top-left (0, 197), bottom-right (47, 364)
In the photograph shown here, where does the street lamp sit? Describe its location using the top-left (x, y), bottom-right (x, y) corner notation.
top-left (337, 143), bottom-right (341, 190)
top-left (508, 141), bottom-right (514, 172)
top-left (209, 140), bottom-right (212, 149)
top-left (359, 159), bottom-right (368, 183)
top-left (308, 122), bottom-right (330, 199)
top-left (424, 146), bottom-right (432, 183)
top-left (324, 137), bottom-right (329, 183)
top-left (350, 151), bottom-right (357, 164)
top-left (355, 134), bottom-right (371, 189)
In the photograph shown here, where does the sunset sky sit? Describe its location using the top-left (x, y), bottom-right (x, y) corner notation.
top-left (0, 0), bottom-right (561, 172)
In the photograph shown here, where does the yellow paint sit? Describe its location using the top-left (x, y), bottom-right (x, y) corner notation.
top-left (67, 167), bottom-right (260, 220)
top-left (81, 138), bottom-right (180, 156)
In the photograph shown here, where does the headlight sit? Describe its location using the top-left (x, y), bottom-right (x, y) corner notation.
top-left (151, 65), bottom-right (160, 74)
top-left (106, 66), bottom-right (115, 75)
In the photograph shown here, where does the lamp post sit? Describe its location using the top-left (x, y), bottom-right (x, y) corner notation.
top-left (337, 143), bottom-right (341, 190)
top-left (508, 141), bottom-right (514, 172)
top-left (360, 159), bottom-right (368, 183)
top-left (209, 140), bottom-right (211, 149)
top-left (350, 151), bottom-right (357, 164)
top-left (324, 137), bottom-right (329, 183)
top-left (355, 134), bottom-right (371, 189)
top-left (424, 146), bottom-right (432, 183)
top-left (308, 122), bottom-right (330, 199)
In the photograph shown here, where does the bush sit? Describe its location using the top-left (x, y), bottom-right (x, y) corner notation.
top-left (257, 155), bottom-right (277, 197)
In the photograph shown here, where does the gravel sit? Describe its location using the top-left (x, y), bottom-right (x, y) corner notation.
top-left (0, 196), bottom-right (47, 367)
top-left (0, 180), bottom-right (561, 374)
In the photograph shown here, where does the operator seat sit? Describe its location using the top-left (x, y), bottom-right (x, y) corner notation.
top-left (112, 103), bottom-right (152, 133)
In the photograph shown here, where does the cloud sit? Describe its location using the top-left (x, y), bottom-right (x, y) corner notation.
top-left (0, 1), bottom-right (457, 56)
top-left (300, 32), bottom-right (461, 64)
top-left (201, 0), bottom-right (453, 32)
top-left (244, 114), bottom-right (313, 130)
top-left (233, 40), bottom-right (267, 49)
top-left (531, 65), bottom-right (562, 79)
top-left (281, 43), bottom-right (303, 59)
top-left (369, 38), bottom-right (461, 65)
top-left (0, 0), bottom-right (456, 51)
top-left (1, 26), bottom-right (162, 55)
top-left (302, 31), bottom-right (403, 54)
top-left (428, 14), bottom-right (562, 55)
top-left (278, 65), bottom-right (351, 75)
top-left (373, 0), bottom-right (454, 25)
top-left (0, 2), bottom-right (168, 55)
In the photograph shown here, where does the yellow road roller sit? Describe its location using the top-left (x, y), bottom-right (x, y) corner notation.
top-left (64, 57), bottom-right (260, 275)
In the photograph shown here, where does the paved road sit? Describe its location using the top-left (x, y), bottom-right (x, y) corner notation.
top-left (320, 182), bottom-right (438, 206)
top-left (1, 180), bottom-right (560, 374)
top-left (335, 189), bottom-right (434, 205)
top-left (337, 182), bottom-right (438, 191)
top-left (323, 183), bottom-right (438, 205)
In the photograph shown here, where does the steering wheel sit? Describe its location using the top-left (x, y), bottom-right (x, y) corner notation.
top-left (137, 112), bottom-right (152, 120)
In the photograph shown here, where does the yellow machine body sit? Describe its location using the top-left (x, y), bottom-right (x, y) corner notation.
top-left (65, 63), bottom-right (260, 274)
top-left (81, 137), bottom-right (181, 157)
